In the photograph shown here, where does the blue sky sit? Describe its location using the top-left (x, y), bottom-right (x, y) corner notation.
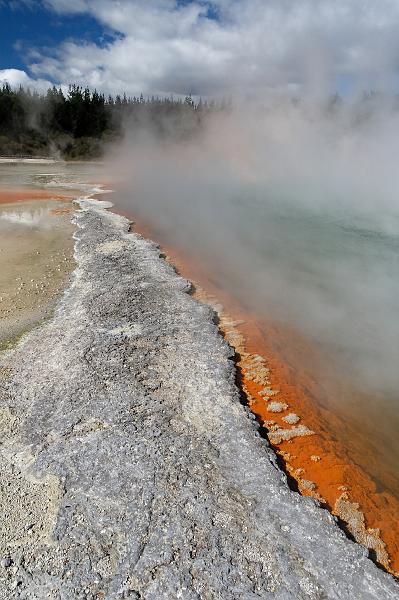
top-left (0, 2), bottom-right (111, 75)
top-left (0, 1), bottom-right (398, 97)
top-left (0, 0), bottom-right (214, 76)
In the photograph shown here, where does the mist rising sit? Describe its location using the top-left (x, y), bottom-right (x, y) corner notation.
top-left (107, 97), bottom-right (399, 406)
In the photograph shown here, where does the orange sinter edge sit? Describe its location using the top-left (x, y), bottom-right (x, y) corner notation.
top-left (0, 189), bottom-right (71, 204)
top-left (125, 213), bottom-right (399, 578)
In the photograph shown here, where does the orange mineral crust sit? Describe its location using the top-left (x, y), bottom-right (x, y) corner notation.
top-left (219, 311), bottom-right (399, 575)
top-left (124, 213), bottom-right (399, 577)
top-left (0, 189), bottom-right (70, 204)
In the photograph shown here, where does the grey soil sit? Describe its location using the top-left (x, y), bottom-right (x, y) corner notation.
top-left (0, 198), bottom-right (397, 599)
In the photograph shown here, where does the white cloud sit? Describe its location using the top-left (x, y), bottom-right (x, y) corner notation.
top-left (0, 68), bottom-right (52, 91)
top-left (43, 0), bottom-right (88, 12)
top-left (23, 0), bottom-right (399, 97)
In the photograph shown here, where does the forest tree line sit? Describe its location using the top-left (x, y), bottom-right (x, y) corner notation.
top-left (0, 82), bottom-right (388, 160)
top-left (0, 83), bottom-right (216, 159)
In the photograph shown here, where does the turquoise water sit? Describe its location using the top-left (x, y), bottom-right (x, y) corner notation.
top-left (116, 167), bottom-right (399, 496)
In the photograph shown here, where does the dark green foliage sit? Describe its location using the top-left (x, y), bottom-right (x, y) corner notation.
top-left (0, 83), bottom-right (214, 159)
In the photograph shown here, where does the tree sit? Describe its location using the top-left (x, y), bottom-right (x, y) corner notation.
top-left (0, 82), bottom-right (218, 158)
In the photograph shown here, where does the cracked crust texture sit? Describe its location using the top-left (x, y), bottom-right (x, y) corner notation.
top-left (0, 198), bottom-right (397, 599)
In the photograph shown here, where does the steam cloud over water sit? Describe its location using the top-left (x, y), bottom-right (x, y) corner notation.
top-left (108, 97), bottom-right (399, 408)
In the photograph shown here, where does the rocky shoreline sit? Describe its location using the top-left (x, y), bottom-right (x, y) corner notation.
top-left (0, 198), bottom-right (397, 598)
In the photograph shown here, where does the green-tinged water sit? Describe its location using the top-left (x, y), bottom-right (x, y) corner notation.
top-left (232, 193), bottom-right (399, 493)
top-left (119, 172), bottom-right (399, 499)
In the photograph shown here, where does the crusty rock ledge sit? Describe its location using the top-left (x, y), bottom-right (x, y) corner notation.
top-left (0, 198), bottom-right (397, 599)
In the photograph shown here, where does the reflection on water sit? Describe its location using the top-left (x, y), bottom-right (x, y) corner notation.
top-left (0, 206), bottom-right (62, 228)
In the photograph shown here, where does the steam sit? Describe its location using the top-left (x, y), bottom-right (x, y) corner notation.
top-left (106, 96), bottom-right (399, 402)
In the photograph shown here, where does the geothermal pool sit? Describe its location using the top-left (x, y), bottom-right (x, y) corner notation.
top-left (113, 171), bottom-right (399, 572)
top-left (1, 160), bottom-right (398, 572)
top-left (115, 181), bottom-right (399, 483)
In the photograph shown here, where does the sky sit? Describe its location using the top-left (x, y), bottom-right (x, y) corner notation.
top-left (1, 0), bottom-right (399, 98)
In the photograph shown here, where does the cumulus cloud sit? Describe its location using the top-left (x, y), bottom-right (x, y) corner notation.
top-left (0, 68), bottom-right (52, 91)
top-left (21, 0), bottom-right (399, 96)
